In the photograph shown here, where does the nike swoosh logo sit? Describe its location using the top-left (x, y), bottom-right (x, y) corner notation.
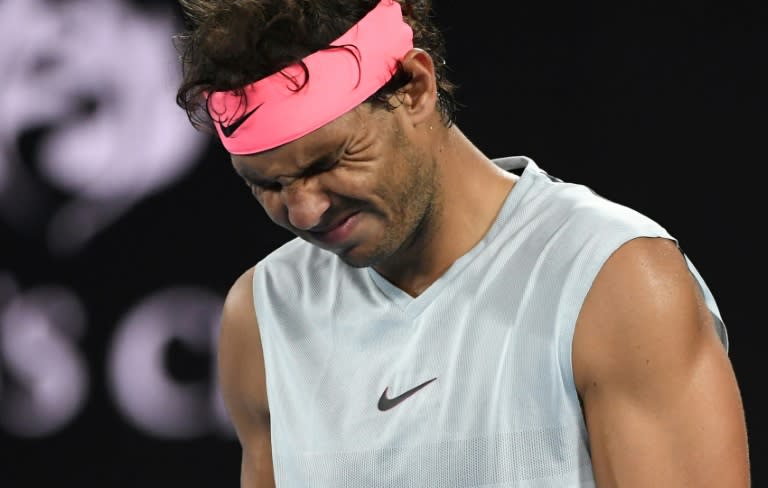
top-left (220, 103), bottom-right (263, 137)
top-left (377, 377), bottom-right (437, 412)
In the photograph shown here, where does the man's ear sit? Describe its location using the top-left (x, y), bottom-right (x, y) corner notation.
top-left (395, 48), bottom-right (438, 126)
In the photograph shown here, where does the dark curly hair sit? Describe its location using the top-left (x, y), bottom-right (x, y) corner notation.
top-left (174, 0), bottom-right (458, 135)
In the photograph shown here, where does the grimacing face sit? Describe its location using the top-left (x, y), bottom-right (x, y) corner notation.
top-left (230, 103), bottom-right (440, 269)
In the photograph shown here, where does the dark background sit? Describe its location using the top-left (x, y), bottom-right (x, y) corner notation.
top-left (1, 1), bottom-right (764, 486)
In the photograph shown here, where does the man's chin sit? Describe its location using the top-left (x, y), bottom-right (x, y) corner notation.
top-left (300, 231), bottom-right (390, 268)
top-left (333, 244), bottom-right (388, 269)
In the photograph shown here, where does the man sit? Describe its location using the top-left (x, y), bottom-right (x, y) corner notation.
top-left (174, 1), bottom-right (750, 486)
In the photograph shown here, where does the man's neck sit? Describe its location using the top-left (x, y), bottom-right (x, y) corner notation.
top-left (373, 126), bottom-right (518, 297)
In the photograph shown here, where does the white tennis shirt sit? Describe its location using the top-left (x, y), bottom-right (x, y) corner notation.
top-left (252, 156), bottom-right (727, 487)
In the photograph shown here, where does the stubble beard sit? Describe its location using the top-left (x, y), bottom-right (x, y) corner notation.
top-left (342, 150), bottom-right (440, 271)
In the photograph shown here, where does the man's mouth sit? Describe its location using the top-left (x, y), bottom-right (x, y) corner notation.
top-left (309, 211), bottom-right (361, 246)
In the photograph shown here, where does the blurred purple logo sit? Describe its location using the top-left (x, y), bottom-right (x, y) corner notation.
top-left (0, 277), bottom-right (89, 437)
top-left (0, 274), bottom-right (234, 439)
top-left (0, 0), bottom-right (207, 255)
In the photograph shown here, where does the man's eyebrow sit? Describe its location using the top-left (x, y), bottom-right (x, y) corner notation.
top-left (302, 151), bottom-right (338, 172)
top-left (241, 149), bottom-right (341, 183)
top-left (237, 166), bottom-right (268, 183)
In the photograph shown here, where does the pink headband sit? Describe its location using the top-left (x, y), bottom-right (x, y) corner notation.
top-left (207, 0), bottom-right (414, 155)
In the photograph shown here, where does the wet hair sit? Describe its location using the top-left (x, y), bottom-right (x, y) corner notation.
top-left (174, 0), bottom-right (458, 134)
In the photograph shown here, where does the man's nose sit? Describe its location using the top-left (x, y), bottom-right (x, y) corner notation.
top-left (281, 179), bottom-right (331, 230)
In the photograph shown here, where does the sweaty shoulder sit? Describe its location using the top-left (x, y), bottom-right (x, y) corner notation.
top-left (572, 235), bottom-right (726, 396)
top-left (218, 266), bottom-right (270, 429)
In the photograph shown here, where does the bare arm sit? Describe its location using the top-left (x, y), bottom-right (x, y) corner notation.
top-left (573, 237), bottom-right (750, 487)
top-left (218, 267), bottom-right (276, 488)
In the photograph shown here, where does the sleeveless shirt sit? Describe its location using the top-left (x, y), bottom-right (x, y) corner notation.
top-left (252, 156), bottom-right (727, 487)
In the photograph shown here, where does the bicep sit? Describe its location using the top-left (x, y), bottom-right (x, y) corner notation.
top-left (218, 267), bottom-right (275, 488)
top-left (573, 237), bottom-right (750, 487)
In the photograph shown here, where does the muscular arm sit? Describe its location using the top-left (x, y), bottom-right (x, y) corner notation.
top-left (218, 267), bottom-right (276, 488)
top-left (573, 237), bottom-right (750, 487)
